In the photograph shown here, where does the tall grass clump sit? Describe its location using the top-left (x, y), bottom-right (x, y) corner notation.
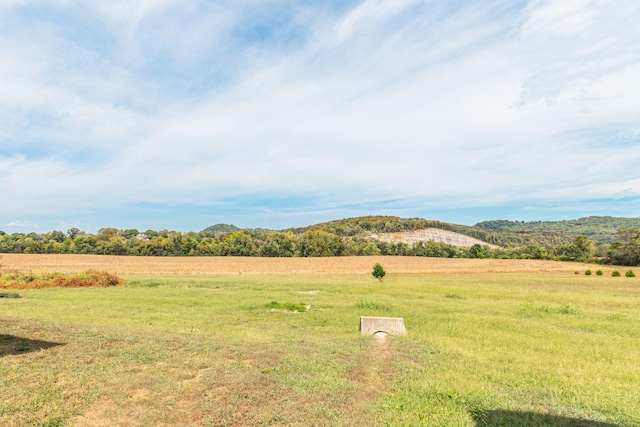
top-left (355, 298), bottom-right (391, 312)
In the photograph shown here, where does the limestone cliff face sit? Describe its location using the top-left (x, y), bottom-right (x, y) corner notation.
top-left (368, 228), bottom-right (498, 248)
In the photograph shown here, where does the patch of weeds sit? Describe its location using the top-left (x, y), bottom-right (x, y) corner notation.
top-left (261, 413), bottom-right (280, 425)
top-left (574, 271), bottom-right (580, 275)
top-left (444, 293), bottom-right (462, 299)
top-left (0, 402), bottom-right (17, 416)
top-left (35, 416), bottom-right (66, 427)
top-left (127, 280), bottom-right (162, 288)
top-left (355, 298), bottom-right (391, 311)
top-left (519, 303), bottom-right (552, 314)
top-left (606, 313), bottom-right (628, 321)
top-left (519, 303), bottom-right (580, 315)
top-left (265, 301), bottom-right (308, 312)
top-left (558, 304), bottom-right (581, 315)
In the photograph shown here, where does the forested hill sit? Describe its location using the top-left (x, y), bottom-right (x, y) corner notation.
top-left (288, 216), bottom-right (476, 236)
top-left (475, 216), bottom-right (640, 244)
top-left (287, 216), bottom-right (572, 247)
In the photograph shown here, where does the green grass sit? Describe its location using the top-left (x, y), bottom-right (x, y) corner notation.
top-left (1, 272), bottom-right (639, 426)
top-left (265, 301), bottom-right (309, 312)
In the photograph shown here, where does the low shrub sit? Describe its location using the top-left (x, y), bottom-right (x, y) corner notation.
top-left (612, 270), bottom-right (621, 277)
top-left (0, 270), bottom-right (126, 289)
top-left (625, 270), bottom-right (635, 278)
top-left (596, 270), bottom-right (603, 276)
top-left (585, 269), bottom-right (592, 276)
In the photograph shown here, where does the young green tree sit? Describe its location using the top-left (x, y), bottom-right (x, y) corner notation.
top-left (372, 263), bottom-right (386, 281)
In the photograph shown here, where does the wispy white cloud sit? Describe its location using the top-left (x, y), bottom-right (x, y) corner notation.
top-left (516, 0), bottom-right (640, 104)
top-left (6, 220), bottom-right (39, 229)
top-left (0, 0), bottom-right (639, 232)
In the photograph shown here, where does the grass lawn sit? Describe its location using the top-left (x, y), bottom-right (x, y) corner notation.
top-left (1, 272), bottom-right (639, 426)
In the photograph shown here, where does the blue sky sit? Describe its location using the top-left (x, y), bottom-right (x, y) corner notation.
top-left (1, 0), bottom-right (639, 233)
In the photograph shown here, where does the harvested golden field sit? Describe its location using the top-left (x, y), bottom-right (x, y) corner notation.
top-left (0, 254), bottom-right (603, 275)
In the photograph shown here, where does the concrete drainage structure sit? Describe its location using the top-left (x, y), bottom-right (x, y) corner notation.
top-left (359, 316), bottom-right (407, 336)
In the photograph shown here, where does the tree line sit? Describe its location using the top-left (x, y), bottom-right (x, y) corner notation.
top-left (0, 221), bottom-right (638, 265)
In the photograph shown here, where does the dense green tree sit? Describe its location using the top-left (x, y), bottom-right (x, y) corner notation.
top-left (361, 242), bottom-right (381, 256)
top-left (468, 244), bottom-right (487, 258)
top-left (573, 235), bottom-right (594, 260)
top-left (121, 229), bottom-right (140, 239)
top-left (388, 242), bottom-right (410, 256)
top-left (297, 230), bottom-right (344, 257)
top-left (219, 232), bottom-right (258, 256)
top-left (258, 232), bottom-right (295, 257)
top-left (607, 227), bottom-right (640, 266)
top-left (67, 228), bottom-right (82, 239)
top-left (372, 263), bottom-right (386, 280)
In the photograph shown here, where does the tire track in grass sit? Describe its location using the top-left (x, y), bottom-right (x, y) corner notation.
top-left (349, 334), bottom-right (395, 421)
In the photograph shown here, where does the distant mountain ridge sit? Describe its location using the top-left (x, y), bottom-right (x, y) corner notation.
top-left (474, 216), bottom-right (640, 244)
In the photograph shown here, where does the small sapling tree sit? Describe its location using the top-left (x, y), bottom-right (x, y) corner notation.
top-left (372, 263), bottom-right (386, 281)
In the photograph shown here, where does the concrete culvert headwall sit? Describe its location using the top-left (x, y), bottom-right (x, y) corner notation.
top-left (359, 316), bottom-right (406, 336)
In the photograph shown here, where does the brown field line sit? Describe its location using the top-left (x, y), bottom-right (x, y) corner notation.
top-left (0, 254), bottom-right (599, 275)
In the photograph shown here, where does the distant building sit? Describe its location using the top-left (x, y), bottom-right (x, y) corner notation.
top-left (135, 233), bottom-right (149, 242)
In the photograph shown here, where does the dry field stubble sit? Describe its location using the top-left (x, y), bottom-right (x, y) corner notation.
top-left (0, 254), bottom-right (604, 275)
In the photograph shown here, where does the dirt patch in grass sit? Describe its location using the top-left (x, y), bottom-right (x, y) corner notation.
top-left (347, 335), bottom-right (396, 424)
top-left (351, 336), bottom-right (394, 395)
top-left (1, 319), bottom-right (376, 427)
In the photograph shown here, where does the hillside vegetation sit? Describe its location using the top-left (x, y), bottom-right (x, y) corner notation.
top-left (476, 216), bottom-right (640, 243)
top-left (1, 215), bottom-right (639, 265)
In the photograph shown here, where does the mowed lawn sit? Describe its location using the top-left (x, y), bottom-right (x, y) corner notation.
top-left (1, 260), bottom-right (639, 426)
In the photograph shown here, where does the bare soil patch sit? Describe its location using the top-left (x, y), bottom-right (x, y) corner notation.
top-left (368, 227), bottom-right (499, 248)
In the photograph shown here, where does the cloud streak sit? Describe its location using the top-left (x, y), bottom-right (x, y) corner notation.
top-left (0, 0), bottom-right (639, 232)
